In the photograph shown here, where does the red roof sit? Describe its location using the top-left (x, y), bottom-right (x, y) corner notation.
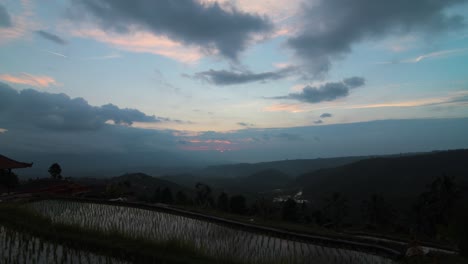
top-left (0, 155), bottom-right (33, 169)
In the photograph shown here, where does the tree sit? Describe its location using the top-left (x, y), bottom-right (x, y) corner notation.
top-left (151, 187), bottom-right (162, 203)
top-left (362, 194), bottom-right (394, 229)
top-left (0, 169), bottom-right (19, 194)
top-left (323, 192), bottom-right (348, 228)
top-left (161, 187), bottom-right (173, 204)
top-left (282, 198), bottom-right (298, 222)
top-left (217, 192), bottom-right (229, 212)
top-left (460, 231), bottom-right (468, 258)
top-left (195, 182), bottom-right (214, 208)
top-left (230, 195), bottom-right (247, 215)
top-left (251, 196), bottom-right (275, 221)
top-left (48, 163), bottom-right (62, 179)
top-left (105, 184), bottom-right (124, 198)
top-left (414, 175), bottom-right (460, 237)
top-left (176, 190), bottom-right (189, 205)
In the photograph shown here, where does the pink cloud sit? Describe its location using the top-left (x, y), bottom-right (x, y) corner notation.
top-left (70, 27), bottom-right (205, 63)
top-left (264, 103), bottom-right (306, 113)
top-left (0, 73), bottom-right (59, 88)
top-left (0, 0), bottom-right (38, 45)
top-left (179, 137), bottom-right (236, 152)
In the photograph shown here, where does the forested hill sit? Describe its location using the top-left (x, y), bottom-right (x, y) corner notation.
top-left (201, 156), bottom-right (366, 178)
top-left (296, 149), bottom-right (468, 201)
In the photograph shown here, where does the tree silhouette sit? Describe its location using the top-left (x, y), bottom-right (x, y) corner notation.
top-left (217, 192), bottom-right (229, 212)
top-left (282, 198), bottom-right (298, 222)
top-left (195, 182), bottom-right (214, 208)
top-left (48, 163), bottom-right (62, 179)
top-left (323, 192), bottom-right (348, 228)
top-left (460, 228), bottom-right (468, 258)
top-left (229, 195), bottom-right (247, 215)
top-left (161, 187), bottom-right (173, 204)
top-left (176, 190), bottom-right (189, 205)
top-left (362, 194), bottom-right (394, 229)
top-left (414, 175), bottom-right (460, 237)
top-left (0, 169), bottom-right (19, 194)
top-left (251, 196), bottom-right (274, 221)
top-left (151, 187), bottom-right (162, 203)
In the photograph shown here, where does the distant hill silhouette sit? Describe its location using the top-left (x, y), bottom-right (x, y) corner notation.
top-left (296, 149), bottom-right (468, 203)
top-left (201, 156), bottom-right (366, 178)
top-left (110, 173), bottom-right (188, 197)
top-left (238, 169), bottom-right (292, 193)
top-left (161, 157), bottom-right (366, 192)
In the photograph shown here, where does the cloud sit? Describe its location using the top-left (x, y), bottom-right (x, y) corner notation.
top-left (68, 0), bottom-right (273, 59)
top-left (0, 4), bottom-right (12, 27)
top-left (36, 30), bottom-right (67, 45)
top-left (314, 120), bottom-right (323, 124)
top-left (263, 103), bottom-right (306, 113)
top-left (348, 91), bottom-right (468, 109)
top-left (70, 28), bottom-right (203, 63)
top-left (0, 82), bottom-right (177, 131)
top-left (192, 66), bottom-right (296, 85)
top-left (320, 113), bottom-right (332, 118)
top-left (42, 50), bottom-right (68, 58)
top-left (0, 0), bottom-right (37, 45)
top-left (0, 73), bottom-right (59, 88)
top-left (288, 0), bottom-right (467, 76)
top-left (237, 122), bottom-right (255, 128)
top-left (377, 47), bottom-right (468, 64)
top-left (270, 77), bottom-right (365, 104)
top-left (275, 132), bottom-right (303, 141)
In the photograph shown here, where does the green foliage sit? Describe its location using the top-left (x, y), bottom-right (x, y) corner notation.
top-left (323, 192), bottom-right (348, 228)
top-left (229, 195), bottom-right (247, 215)
top-left (362, 194), bottom-right (394, 229)
top-left (105, 184), bottom-right (125, 198)
top-left (281, 198), bottom-right (298, 222)
top-left (176, 190), bottom-right (189, 205)
top-left (0, 169), bottom-right (18, 193)
top-left (48, 163), bottom-right (62, 179)
top-left (413, 175), bottom-right (460, 237)
top-left (195, 182), bottom-right (214, 208)
top-left (460, 228), bottom-right (468, 258)
top-left (217, 192), bottom-right (229, 212)
top-left (161, 187), bottom-right (174, 204)
top-left (152, 187), bottom-right (162, 203)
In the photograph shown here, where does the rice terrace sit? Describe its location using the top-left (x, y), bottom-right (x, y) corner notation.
top-left (1, 197), bottom-right (401, 264)
top-left (2, 0), bottom-right (468, 263)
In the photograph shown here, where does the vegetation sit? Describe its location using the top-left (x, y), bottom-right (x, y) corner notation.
top-left (0, 203), bottom-right (234, 264)
top-left (25, 199), bottom-right (398, 264)
top-left (48, 163), bottom-right (62, 179)
top-left (0, 169), bottom-right (18, 193)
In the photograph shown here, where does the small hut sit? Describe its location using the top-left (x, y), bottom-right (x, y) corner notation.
top-left (0, 154), bottom-right (33, 172)
top-left (0, 154), bottom-right (32, 194)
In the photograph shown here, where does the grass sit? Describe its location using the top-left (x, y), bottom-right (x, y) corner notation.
top-left (0, 202), bottom-right (238, 264)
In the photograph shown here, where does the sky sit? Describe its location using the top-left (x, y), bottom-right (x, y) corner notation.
top-left (1, 0), bottom-right (468, 170)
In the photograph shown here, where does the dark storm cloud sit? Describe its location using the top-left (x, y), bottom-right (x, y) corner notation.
top-left (0, 82), bottom-right (178, 131)
top-left (0, 4), bottom-right (12, 27)
top-left (193, 67), bottom-right (296, 85)
top-left (68, 0), bottom-right (273, 59)
top-left (270, 77), bottom-right (365, 104)
top-left (320, 113), bottom-right (332, 118)
top-left (36, 30), bottom-right (68, 45)
top-left (288, 0), bottom-right (467, 76)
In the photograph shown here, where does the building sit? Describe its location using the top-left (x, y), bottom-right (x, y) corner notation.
top-left (0, 154), bottom-right (33, 172)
